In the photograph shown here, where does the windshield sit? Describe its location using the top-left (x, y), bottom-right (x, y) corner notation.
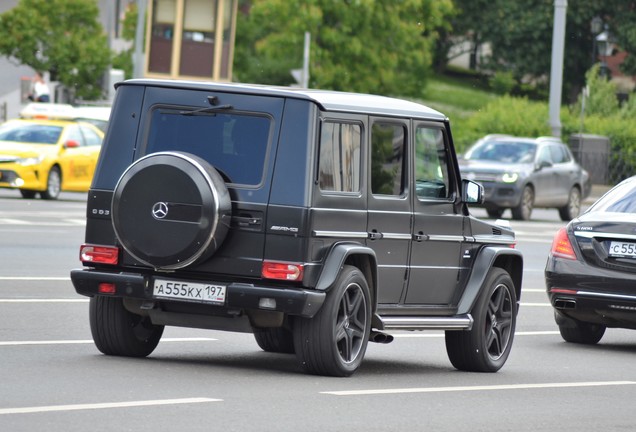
top-left (465, 140), bottom-right (536, 164)
top-left (0, 122), bottom-right (62, 145)
top-left (147, 109), bottom-right (270, 186)
top-left (587, 178), bottom-right (636, 214)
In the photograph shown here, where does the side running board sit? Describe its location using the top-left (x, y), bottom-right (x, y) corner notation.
top-left (378, 314), bottom-right (473, 331)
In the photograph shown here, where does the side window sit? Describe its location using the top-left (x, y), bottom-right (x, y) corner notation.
top-left (318, 121), bottom-right (361, 192)
top-left (371, 122), bottom-right (405, 196)
top-left (415, 126), bottom-right (450, 199)
top-left (550, 145), bottom-right (570, 164)
top-left (80, 125), bottom-right (103, 147)
top-left (537, 146), bottom-right (552, 164)
top-left (65, 125), bottom-right (85, 146)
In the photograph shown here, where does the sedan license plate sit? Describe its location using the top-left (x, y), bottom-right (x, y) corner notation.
top-left (153, 278), bottom-right (226, 305)
top-left (609, 241), bottom-right (636, 258)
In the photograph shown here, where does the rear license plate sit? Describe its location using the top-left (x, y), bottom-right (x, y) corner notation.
top-left (609, 241), bottom-right (636, 257)
top-left (153, 278), bottom-right (226, 305)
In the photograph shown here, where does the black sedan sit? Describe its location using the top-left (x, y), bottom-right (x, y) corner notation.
top-left (459, 135), bottom-right (591, 220)
top-left (545, 176), bottom-right (636, 344)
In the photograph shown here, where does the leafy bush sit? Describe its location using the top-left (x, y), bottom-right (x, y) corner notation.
top-left (489, 71), bottom-right (516, 95)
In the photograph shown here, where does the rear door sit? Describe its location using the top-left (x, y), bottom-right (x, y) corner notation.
top-left (367, 118), bottom-right (412, 304)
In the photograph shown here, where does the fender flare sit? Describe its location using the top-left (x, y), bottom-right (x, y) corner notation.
top-left (315, 242), bottom-right (378, 293)
top-left (456, 246), bottom-right (523, 315)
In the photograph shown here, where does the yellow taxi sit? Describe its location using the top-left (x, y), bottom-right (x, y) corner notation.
top-left (0, 108), bottom-right (105, 199)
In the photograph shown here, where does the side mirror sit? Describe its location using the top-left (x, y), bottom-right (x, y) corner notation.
top-left (462, 179), bottom-right (484, 204)
top-left (537, 160), bottom-right (552, 170)
top-left (65, 139), bottom-right (80, 148)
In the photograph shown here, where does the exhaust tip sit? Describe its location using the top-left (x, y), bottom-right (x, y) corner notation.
top-left (369, 330), bottom-right (394, 344)
top-left (555, 299), bottom-right (576, 310)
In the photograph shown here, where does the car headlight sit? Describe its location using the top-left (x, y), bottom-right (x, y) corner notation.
top-left (499, 172), bottom-right (519, 183)
top-left (16, 156), bottom-right (44, 166)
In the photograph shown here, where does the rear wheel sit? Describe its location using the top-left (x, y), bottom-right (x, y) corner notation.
top-left (445, 268), bottom-right (517, 372)
top-left (558, 187), bottom-right (581, 221)
top-left (293, 265), bottom-right (371, 377)
top-left (89, 296), bottom-right (164, 357)
top-left (486, 208), bottom-right (504, 219)
top-left (557, 317), bottom-right (605, 345)
top-left (511, 185), bottom-right (533, 220)
top-left (20, 189), bottom-right (37, 199)
top-left (254, 327), bottom-right (295, 354)
top-left (40, 166), bottom-right (61, 200)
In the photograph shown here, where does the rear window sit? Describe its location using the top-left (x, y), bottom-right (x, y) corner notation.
top-left (587, 178), bottom-right (636, 214)
top-left (146, 108), bottom-right (270, 186)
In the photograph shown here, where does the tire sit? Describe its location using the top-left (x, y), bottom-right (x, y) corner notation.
top-left (557, 318), bottom-right (605, 345)
top-left (558, 186), bottom-right (581, 221)
top-left (111, 151), bottom-right (231, 270)
top-left (89, 296), bottom-right (164, 357)
top-left (445, 268), bottom-right (517, 372)
top-left (293, 265), bottom-right (372, 377)
top-left (40, 166), bottom-right (61, 200)
top-left (20, 189), bottom-right (37, 199)
top-left (486, 208), bottom-right (504, 219)
top-left (254, 327), bottom-right (295, 354)
top-left (511, 185), bottom-right (533, 220)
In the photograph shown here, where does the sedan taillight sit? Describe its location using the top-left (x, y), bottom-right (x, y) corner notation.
top-left (550, 227), bottom-right (577, 260)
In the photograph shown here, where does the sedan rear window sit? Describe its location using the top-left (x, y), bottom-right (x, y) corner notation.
top-left (588, 178), bottom-right (636, 214)
top-left (146, 109), bottom-right (270, 186)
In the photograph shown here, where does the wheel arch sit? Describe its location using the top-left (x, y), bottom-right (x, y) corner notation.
top-left (457, 246), bottom-right (523, 315)
top-left (314, 242), bottom-right (378, 307)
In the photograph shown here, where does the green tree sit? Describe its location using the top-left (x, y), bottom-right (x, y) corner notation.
top-left (234, 0), bottom-right (453, 98)
top-left (0, 0), bottom-right (110, 100)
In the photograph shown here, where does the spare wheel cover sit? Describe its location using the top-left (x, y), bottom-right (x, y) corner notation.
top-left (112, 151), bottom-right (231, 270)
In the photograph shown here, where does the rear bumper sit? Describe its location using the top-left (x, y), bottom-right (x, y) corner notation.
top-left (71, 268), bottom-right (325, 318)
top-left (545, 258), bottom-right (636, 328)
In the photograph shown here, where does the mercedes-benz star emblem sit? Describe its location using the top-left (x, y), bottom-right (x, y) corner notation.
top-left (152, 202), bottom-right (169, 220)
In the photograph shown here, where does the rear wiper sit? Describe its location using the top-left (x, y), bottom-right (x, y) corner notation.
top-left (179, 96), bottom-right (233, 116)
top-left (179, 104), bottom-right (232, 116)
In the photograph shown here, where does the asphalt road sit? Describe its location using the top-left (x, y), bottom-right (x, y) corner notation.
top-left (1, 190), bottom-right (635, 432)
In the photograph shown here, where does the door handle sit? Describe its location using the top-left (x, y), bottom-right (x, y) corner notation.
top-left (414, 232), bottom-right (428, 242)
top-left (368, 230), bottom-right (384, 240)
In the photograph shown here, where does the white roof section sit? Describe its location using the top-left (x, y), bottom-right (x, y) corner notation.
top-left (20, 103), bottom-right (111, 121)
top-left (119, 79), bottom-right (447, 121)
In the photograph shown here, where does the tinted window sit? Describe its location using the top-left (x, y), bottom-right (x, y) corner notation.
top-left (318, 121), bottom-right (361, 192)
top-left (146, 109), bottom-right (270, 185)
top-left (415, 126), bottom-right (449, 199)
top-left (371, 122), bottom-right (405, 196)
top-left (588, 178), bottom-right (636, 213)
top-left (80, 125), bottom-right (103, 146)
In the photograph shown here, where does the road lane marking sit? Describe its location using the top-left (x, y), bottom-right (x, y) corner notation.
top-left (0, 397), bottom-right (221, 415)
top-left (321, 381), bottom-right (636, 396)
top-left (0, 277), bottom-right (70, 280)
top-left (0, 337), bottom-right (217, 346)
top-left (520, 302), bottom-right (551, 307)
top-left (0, 299), bottom-right (89, 303)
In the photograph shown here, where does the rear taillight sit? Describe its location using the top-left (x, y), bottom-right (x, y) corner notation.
top-left (262, 261), bottom-right (304, 281)
top-left (550, 227), bottom-right (577, 260)
top-left (80, 244), bottom-right (119, 265)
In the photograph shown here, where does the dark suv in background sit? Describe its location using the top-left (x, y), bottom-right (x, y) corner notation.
top-left (71, 79), bottom-right (523, 376)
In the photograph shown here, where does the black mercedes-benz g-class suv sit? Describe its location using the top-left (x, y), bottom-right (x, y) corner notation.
top-left (71, 79), bottom-right (523, 377)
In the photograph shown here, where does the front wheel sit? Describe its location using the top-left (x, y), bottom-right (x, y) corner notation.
top-left (40, 166), bottom-right (61, 200)
top-left (511, 185), bottom-right (533, 220)
top-left (89, 296), bottom-right (164, 357)
top-left (253, 327), bottom-right (295, 354)
top-left (293, 265), bottom-right (372, 377)
top-left (445, 268), bottom-right (517, 372)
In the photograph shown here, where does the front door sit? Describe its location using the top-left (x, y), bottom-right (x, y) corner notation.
top-left (405, 123), bottom-right (464, 305)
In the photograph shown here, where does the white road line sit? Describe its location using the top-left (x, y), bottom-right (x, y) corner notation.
top-left (0, 299), bottom-right (88, 303)
top-left (522, 288), bottom-right (546, 292)
top-left (0, 397), bottom-right (221, 415)
top-left (0, 277), bottom-right (70, 280)
top-left (0, 337), bottom-right (217, 346)
top-left (321, 381), bottom-right (636, 396)
top-left (520, 302), bottom-right (551, 307)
